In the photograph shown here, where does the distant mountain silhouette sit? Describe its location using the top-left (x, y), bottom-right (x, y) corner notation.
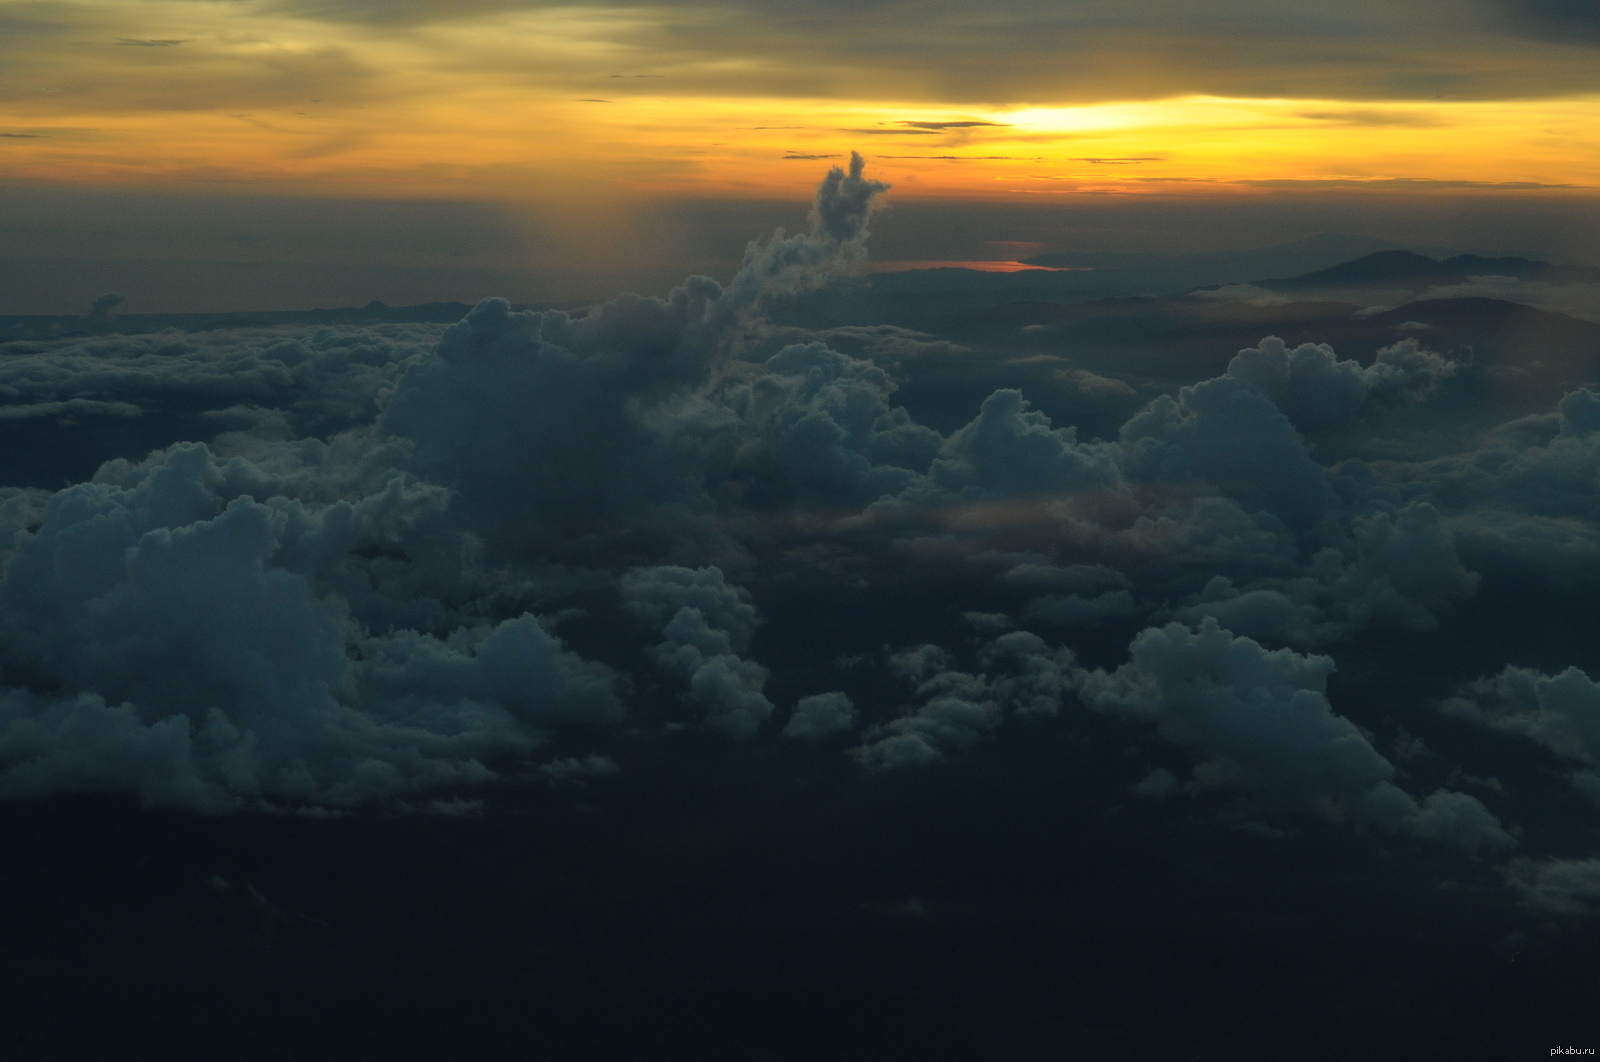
top-left (1258, 250), bottom-right (1600, 291)
top-left (1023, 232), bottom-right (1406, 288)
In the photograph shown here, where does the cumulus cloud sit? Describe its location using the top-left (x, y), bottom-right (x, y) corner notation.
top-left (782, 691), bottom-right (857, 740)
top-left (1119, 374), bottom-right (1336, 528)
top-left (0, 146), bottom-right (1590, 921)
top-left (1505, 857), bottom-right (1600, 915)
top-left (621, 565), bottom-right (773, 738)
top-left (537, 754), bottom-right (622, 784)
top-left (1076, 619), bottom-right (1513, 852)
top-left (926, 389), bottom-right (1122, 502)
top-left (0, 159), bottom-right (899, 808)
top-left (721, 341), bottom-right (938, 510)
top-left (850, 646), bottom-right (1003, 769)
top-left (1392, 388), bottom-right (1600, 524)
top-left (1225, 336), bottom-right (1456, 432)
top-left (1443, 666), bottom-right (1600, 805)
top-left (1175, 499), bottom-right (1479, 643)
top-left (0, 443), bottom-right (619, 811)
top-left (87, 292), bottom-right (126, 322)
top-left (379, 154), bottom-right (889, 555)
top-left (1366, 387), bottom-right (1600, 587)
top-left (0, 322), bottom-right (439, 439)
top-left (849, 632), bottom-right (1075, 768)
top-left (1445, 665), bottom-right (1600, 763)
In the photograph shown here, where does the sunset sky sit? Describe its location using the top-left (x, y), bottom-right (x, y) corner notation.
top-left (9, 6), bottom-right (1600, 1055)
top-left (4, 0), bottom-right (1600, 308)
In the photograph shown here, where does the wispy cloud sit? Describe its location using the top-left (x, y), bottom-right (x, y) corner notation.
top-left (899, 120), bottom-right (1005, 130)
top-left (1297, 108), bottom-right (1444, 127)
top-left (878, 154), bottom-right (1036, 160)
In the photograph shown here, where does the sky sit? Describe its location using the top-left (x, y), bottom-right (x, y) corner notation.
top-left (5, 5), bottom-right (1600, 1060)
top-left (4, 0), bottom-right (1600, 310)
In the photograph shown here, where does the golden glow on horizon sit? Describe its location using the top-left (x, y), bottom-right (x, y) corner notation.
top-left (1, 1), bottom-right (1597, 207)
top-left (6, 91), bottom-right (1598, 200)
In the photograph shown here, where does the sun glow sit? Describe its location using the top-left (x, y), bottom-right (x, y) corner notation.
top-left (1, 1), bottom-right (1597, 210)
top-left (6, 88), bottom-right (1597, 203)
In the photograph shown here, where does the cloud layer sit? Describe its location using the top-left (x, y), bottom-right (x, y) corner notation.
top-left (1, 156), bottom-right (1598, 914)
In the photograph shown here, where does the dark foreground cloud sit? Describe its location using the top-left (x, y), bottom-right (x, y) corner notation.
top-left (0, 155), bottom-right (1598, 931)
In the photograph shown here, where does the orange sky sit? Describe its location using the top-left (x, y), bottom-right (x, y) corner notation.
top-left (4, 0), bottom-right (1599, 310)
top-left (7, 82), bottom-right (1600, 203)
top-left (4, 1), bottom-right (1598, 205)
